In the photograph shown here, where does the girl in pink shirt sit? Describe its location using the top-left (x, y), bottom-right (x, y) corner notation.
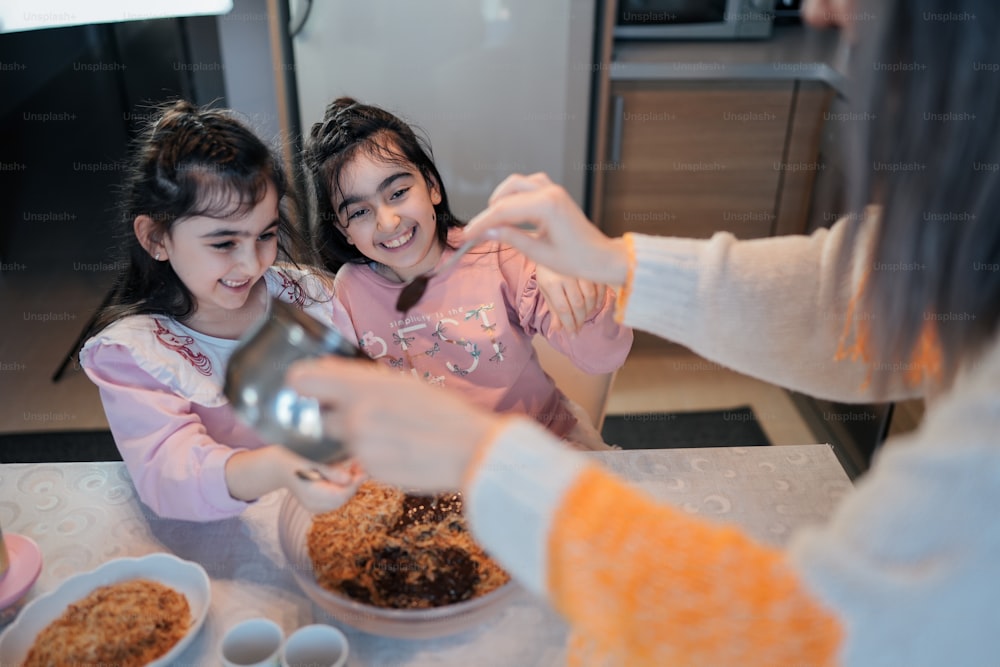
top-left (302, 98), bottom-right (632, 447)
top-left (79, 100), bottom-right (364, 521)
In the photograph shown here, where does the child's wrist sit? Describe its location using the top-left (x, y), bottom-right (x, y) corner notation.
top-left (225, 446), bottom-right (286, 501)
top-left (271, 445), bottom-right (308, 489)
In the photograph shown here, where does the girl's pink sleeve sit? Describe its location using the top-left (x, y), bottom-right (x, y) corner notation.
top-left (502, 251), bottom-right (633, 374)
top-left (82, 344), bottom-right (251, 521)
top-left (466, 419), bottom-right (843, 667)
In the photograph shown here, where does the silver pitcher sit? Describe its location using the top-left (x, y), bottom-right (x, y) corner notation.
top-left (224, 297), bottom-right (367, 464)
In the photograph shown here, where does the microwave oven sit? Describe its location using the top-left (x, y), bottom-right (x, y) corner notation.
top-left (615, 0), bottom-right (776, 40)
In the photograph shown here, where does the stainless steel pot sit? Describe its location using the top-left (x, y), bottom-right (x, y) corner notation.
top-left (224, 297), bottom-right (366, 463)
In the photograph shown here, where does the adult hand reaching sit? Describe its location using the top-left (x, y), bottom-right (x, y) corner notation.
top-left (286, 356), bottom-right (503, 492)
top-left (464, 173), bottom-right (631, 288)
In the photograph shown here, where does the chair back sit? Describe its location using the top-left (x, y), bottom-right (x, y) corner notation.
top-left (531, 336), bottom-right (616, 431)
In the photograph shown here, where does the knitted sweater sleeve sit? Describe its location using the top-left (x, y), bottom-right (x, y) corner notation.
top-left (463, 218), bottom-right (1000, 667)
top-left (467, 343), bottom-right (1000, 667)
top-left (465, 419), bottom-right (843, 667)
top-left (622, 216), bottom-right (922, 403)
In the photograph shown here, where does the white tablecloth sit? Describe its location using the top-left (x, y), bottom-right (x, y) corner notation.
top-left (0, 445), bottom-right (851, 666)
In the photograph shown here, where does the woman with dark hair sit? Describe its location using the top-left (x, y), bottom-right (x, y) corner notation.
top-left (288, 0), bottom-right (999, 664)
top-left (79, 100), bottom-right (364, 521)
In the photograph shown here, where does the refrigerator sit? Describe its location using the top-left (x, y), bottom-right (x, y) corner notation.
top-left (289, 0), bottom-right (597, 219)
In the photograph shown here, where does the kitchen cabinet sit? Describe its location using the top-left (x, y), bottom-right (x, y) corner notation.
top-left (599, 79), bottom-right (833, 240)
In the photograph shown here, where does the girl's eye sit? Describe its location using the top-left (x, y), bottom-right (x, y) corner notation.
top-left (347, 208), bottom-right (369, 221)
top-left (210, 241), bottom-right (235, 250)
top-left (390, 187), bottom-right (410, 200)
top-left (258, 231), bottom-right (277, 242)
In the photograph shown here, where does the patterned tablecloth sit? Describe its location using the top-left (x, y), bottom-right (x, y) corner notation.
top-left (0, 445), bottom-right (851, 666)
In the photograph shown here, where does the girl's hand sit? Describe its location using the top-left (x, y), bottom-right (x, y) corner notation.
top-left (286, 356), bottom-right (501, 492)
top-left (464, 173), bottom-right (630, 288)
top-left (285, 457), bottom-right (367, 514)
top-left (226, 446), bottom-right (366, 513)
top-left (535, 265), bottom-right (603, 334)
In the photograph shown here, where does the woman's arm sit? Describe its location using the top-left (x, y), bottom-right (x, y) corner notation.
top-left (287, 351), bottom-right (1000, 667)
top-left (467, 420), bottom-right (843, 666)
top-left (468, 357), bottom-right (1000, 667)
top-left (621, 215), bottom-right (921, 403)
top-left (467, 175), bottom-right (920, 403)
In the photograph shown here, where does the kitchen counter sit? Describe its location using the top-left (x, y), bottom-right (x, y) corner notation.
top-left (610, 25), bottom-right (847, 92)
top-left (0, 445), bottom-right (851, 665)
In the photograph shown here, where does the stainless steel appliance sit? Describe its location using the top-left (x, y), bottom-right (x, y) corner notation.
top-left (615, 0), bottom-right (775, 40)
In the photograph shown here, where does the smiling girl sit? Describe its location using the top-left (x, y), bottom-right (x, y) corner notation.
top-left (303, 98), bottom-right (632, 448)
top-left (79, 100), bottom-right (364, 521)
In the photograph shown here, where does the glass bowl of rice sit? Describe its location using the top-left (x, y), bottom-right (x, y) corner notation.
top-left (277, 482), bottom-right (518, 639)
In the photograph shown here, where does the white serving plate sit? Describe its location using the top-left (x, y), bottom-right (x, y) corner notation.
top-left (0, 552), bottom-right (211, 666)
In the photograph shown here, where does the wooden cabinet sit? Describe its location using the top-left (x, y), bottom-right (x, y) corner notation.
top-left (592, 78), bottom-right (832, 350)
top-left (597, 80), bottom-right (832, 241)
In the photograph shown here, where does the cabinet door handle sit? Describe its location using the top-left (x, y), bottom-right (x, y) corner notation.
top-left (610, 94), bottom-right (625, 164)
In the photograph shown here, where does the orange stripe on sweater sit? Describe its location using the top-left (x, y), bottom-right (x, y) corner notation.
top-left (835, 271), bottom-right (942, 386)
top-left (550, 466), bottom-right (843, 667)
top-left (613, 234), bottom-right (637, 325)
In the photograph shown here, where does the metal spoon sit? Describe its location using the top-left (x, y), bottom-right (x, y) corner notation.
top-left (395, 223), bottom-right (536, 312)
top-left (395, 238), bottom-right (476, 312)
top-left (295, 467), bottom-right (330, 483)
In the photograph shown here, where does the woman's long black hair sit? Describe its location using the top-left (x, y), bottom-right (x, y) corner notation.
top-left (841, 0), bottom-right (999, 385)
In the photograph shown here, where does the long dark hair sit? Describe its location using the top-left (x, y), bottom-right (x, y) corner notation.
top-left (302, 97), bottom-right (462, 272)
top-left (842, 0), bottom-right (999, 385)
top-left (91, 100), bottom-right (311, 334)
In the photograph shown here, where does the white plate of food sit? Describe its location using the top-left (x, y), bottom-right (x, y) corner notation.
top-left (0, 552), bottom-right (210, 666)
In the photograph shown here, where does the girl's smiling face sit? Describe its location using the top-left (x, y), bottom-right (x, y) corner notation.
top-left (334, 140), bottom-right (443, 283)
top-left (156, 180), bottom-right (280, 337)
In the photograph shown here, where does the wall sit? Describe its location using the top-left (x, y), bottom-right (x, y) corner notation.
top-left (290, 0), bottom-right (596, 220)
top-left (215, 0), bottom-right (282, 143)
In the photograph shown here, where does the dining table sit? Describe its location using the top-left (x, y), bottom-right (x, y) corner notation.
top-left (0, 444), bottom-right (852, 666)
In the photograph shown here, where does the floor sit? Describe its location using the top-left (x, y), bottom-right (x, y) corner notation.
top-left (0, 271), bottom-right (114, 433)
top-left (605, 343), bottom-right (818, 446)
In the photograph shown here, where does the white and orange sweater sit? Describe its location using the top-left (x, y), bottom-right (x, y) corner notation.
top-left (464, 218), bottom-right (1000, 666)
